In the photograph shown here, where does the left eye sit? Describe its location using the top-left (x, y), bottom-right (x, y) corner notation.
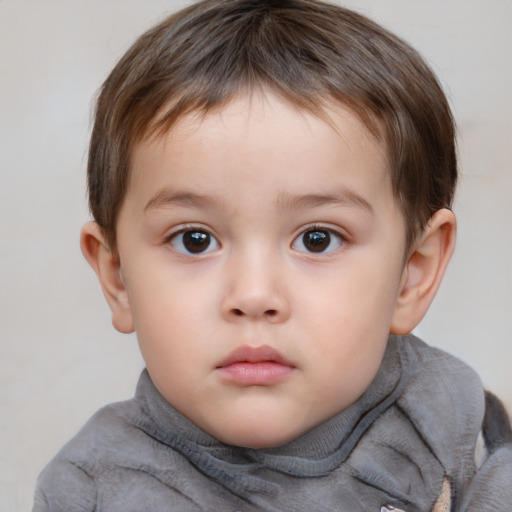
top-left (169, 229), bottom-right (220, 255)
top-left (292, 228), bottom-right (343, 254)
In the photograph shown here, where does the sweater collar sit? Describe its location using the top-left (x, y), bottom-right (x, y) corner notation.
top-left (133, 335), bottom-right (408, 479)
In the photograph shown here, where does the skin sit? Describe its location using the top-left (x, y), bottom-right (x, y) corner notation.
top-left (82, 92), bottom-right (456, 449)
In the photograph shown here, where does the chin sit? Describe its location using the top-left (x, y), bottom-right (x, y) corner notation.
top-left (215, 423), bottom-right (303, 449)
top-left (226, 435), bottom-right (291, 450)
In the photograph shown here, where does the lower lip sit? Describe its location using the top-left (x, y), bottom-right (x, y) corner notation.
top-left (217, 362), bottom-right (294, 386)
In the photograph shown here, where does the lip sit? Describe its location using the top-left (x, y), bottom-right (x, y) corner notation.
top-left (216, 345), bottom-right (295, 386)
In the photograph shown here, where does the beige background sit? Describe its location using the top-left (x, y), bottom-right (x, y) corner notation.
top-left (1, 1), bottom-right (511, 510)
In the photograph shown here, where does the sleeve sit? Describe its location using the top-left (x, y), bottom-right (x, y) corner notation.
top-left (457, 391), bottom-right (512, 511)
top-left (457, 445), bottom-right (512, 511)
top-left (32, 459), bottom-right (97, 512)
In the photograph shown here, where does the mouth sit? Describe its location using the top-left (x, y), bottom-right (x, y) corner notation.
top-left (216, 345), bottom-right (295, 386)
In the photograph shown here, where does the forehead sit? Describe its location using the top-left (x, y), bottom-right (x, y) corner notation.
top-left (167, 92), bottom-right (382, 143)
top-left (127, 92), bottom-right (392, 212)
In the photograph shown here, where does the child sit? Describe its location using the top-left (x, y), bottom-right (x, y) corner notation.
top-left (33, 0), bottom-right (512, 510)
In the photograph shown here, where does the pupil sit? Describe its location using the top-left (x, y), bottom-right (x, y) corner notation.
top-left (183, 231), bottom-right (210, 253)
top-left (304, 230), bottom-right (330, 252)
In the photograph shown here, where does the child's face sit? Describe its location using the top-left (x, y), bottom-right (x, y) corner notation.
top-left (115, 93), bottom-right (408, 448)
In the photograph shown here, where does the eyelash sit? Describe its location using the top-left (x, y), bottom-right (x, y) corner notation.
top-left (165, 224), bottom-right (346, 256)
top-left (165, 226), bottom-right (221, 256)
top-left (292, 224), bottom-right (345, 255)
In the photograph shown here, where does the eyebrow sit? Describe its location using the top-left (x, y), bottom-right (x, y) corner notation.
top-left (144, 187), bottom-right (373, 214)
top-left (275, 189), bottom-right (374, 214)
top-left (144, 190), bottom-right (219, 212)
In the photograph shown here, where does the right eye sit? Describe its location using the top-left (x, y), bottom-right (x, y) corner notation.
top-left (292, 227), bottom-right (343, 254)
top-left (169, 229), bottom-right (220, 255)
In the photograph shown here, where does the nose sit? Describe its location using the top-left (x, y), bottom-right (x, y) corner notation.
top-left (221, 249), bottom-right (290, 323)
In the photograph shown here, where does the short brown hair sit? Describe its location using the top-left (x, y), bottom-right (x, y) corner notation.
top-left (87, 0), bottom-right (457, 251)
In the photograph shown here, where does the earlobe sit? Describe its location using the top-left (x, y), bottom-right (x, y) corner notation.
top-left (80, 222), bottom-right (135, 334)
top-left (390, 208), bottom-right (456, 335)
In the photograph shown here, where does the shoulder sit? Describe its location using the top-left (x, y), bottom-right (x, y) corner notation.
top-left (460, 444), bottom-right (512, 510)
top-left (396, 333), bottom-right (485, 420)
top-left (394, 335), bottom-right (485, 476)
top-left (33, 457), bottom-right (96, 512)
top-left (394, 336), bottom-right (512, 509)
top-left (460, 392), bottom-right (512, 510)
top-left (33, 397), bottom-right (140, 511)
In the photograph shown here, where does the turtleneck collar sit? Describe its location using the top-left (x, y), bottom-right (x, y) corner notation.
top-left (132, 335), bottom-right (409, 481)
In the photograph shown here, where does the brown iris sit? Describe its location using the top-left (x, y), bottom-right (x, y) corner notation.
top-left (182, 230), bottom-right (211, 253)
top-left (302, 230), bottom-right (331, 252)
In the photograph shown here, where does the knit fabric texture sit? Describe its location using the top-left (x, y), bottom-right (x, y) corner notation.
top-left (33, 335), bottom-right (512, 511)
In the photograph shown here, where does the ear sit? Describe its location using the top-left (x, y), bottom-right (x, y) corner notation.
top-left (80, 222), bottom-right (135, 334)
top-left (390, 208), bottom-right (456, 335)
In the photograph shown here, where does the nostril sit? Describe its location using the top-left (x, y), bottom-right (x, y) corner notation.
top-left (230, 308), bottom-right (278, 317)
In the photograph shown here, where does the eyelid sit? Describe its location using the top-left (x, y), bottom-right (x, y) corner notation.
top-left (293, 223), bottom-right (348, 241)
top-left (291, 224), bottom-right (347, 254)
top-left (164, 223), bottom-right (219, 240)
top-left (164, 224), bottom-right (221, 256)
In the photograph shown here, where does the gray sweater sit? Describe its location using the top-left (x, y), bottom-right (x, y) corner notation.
top-left (33, 335), bottom-right (512, 511)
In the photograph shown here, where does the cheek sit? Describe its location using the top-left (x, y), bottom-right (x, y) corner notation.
top-left (126, 254), bottom-right (219, 323)
top-left (125, 278), bottom-right (208, 369)
top-left (298, 258), bottom-right (400, 375)
top-left (303, 258), bottom-right (400, 329)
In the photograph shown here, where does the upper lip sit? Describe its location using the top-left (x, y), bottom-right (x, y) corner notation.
top-left (216, 345), bottom-right (295, 368)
